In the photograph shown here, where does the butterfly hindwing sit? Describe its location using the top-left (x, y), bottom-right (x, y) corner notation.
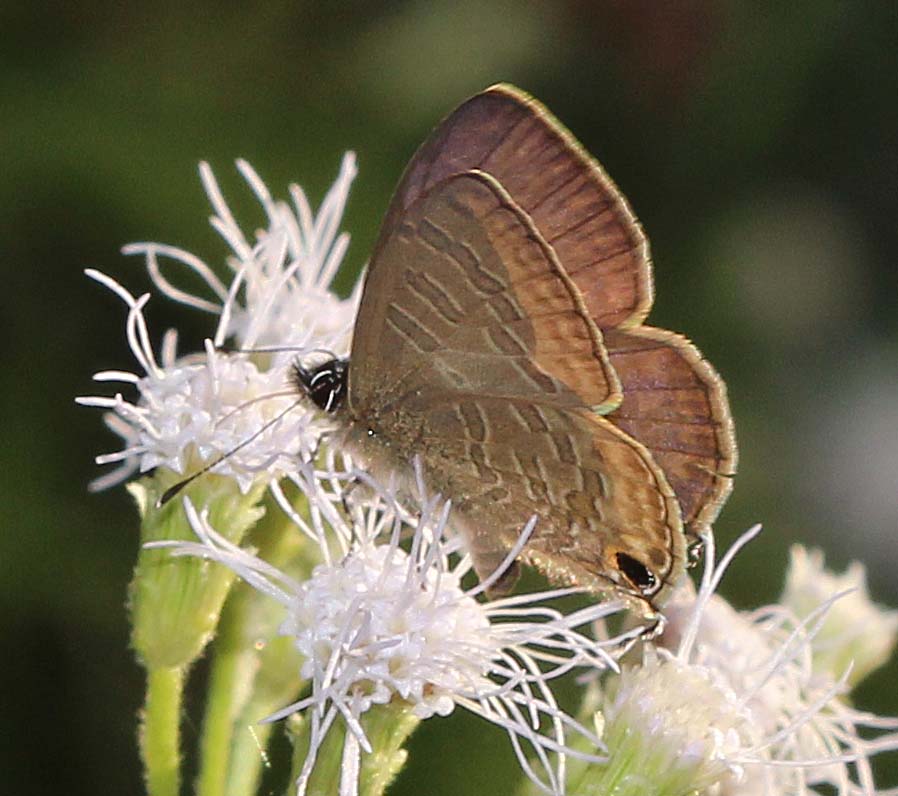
top-left (389, 391), bottom-right (684, 600)
top-left (603, 326), bottom-right (737, 536)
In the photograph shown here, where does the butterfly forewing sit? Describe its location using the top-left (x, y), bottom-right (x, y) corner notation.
top-left (378, 83), bottom-right (654, 330)
top-left (349, 171), bottom-right (621, 417)
top-left (370, 82), bottom-right (736, 541)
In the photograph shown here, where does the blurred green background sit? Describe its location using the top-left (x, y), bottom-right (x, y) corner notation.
top-left (2, 1), bottom-right (896, 792)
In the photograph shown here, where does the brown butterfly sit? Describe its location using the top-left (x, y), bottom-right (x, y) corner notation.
top-left (295, 84), bottom-right (736, 611)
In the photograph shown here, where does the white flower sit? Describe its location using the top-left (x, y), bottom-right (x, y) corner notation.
top-left (152, 460), bottom-right (633, 796)
top-left (123, 155), bottom-right (360, 354)
top-left (649, 526), bottom-right (898, 796)
top-left (79, 158), bottom-right (361, 492)
top-left (77, 270), bottom-right (328, 493)
top-left (781, 545), bottom-right (898, 686)
top-left (599, 649), bottom-right (754, 794)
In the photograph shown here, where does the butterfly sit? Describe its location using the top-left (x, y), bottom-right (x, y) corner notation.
top-left (295, 84), bottom-right (737, 611)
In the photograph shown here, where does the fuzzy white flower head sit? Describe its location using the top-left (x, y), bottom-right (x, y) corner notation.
top-left (781, 545), bottom-right (898, 686)
top-left (123, 154), bottom-right (360, 354)
top-left (77, 270), bottom-right (327, 493)
top-left (79, 158), bottom-right (361, 492)
top-left (652, 526), bottom-right (898, 796)
top-left (600, 648), bottom-right (754, 794)
top-left (154, 460), bottom-right (635, 796)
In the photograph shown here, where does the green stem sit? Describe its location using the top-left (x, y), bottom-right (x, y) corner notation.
top-left (141, 665), bottom-right (185, 796)
top-left (226, 633), bottom-right (303, 796)
top-left (288, 713), bottom-right (345, 796)
top-left (195, 603), bottom-right (251, 796)
top-left (286, 703), bottom-right (420, 796)
top-left (226, 721), bottom-right (276, 796)
top-left (359, 703), bottom-right (419, 796)
top-left (198, 494), bottom-right (315, 796)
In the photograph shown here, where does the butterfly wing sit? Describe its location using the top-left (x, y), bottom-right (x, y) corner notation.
top-left (349, 170), bottom-right (622, 417)
top-left (378, 83), bottom-right (653, 330)
top-left (346, 171), bottom-right (683, 604)
top-left (404, 392), bottom-right (685, 604)
top-left (603, 327), bottom-right (737, 536)
top-left (367, 83), bottom-right (736, 533)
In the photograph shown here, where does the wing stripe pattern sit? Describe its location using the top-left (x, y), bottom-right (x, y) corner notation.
top-left (351, 171), bottom-right (621, 414)
top-left (384, 303), bottom-right (441, 352)
top-left (377, 84), bottom-right (653, 330)
top-left (407, 395), bottom-right (683, 596)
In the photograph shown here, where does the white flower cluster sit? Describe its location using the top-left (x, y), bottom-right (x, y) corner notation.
top-left (156, 460), bottom-right (624, 796)
top-left (79, 156), bottom-right (359, 492)
top-left (603, 527), bottom-right (898, 796)
top-left (781, 545), bottom-right (898, 687)
top-left (600, 649), bottom-right (753, 793)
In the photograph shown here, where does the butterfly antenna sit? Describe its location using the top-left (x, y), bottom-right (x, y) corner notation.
top-left (213, 389), bottom-right (297, 429)
top-left (217, 343), bottom-right (337, 358)
top-left (157, 398), bottom-right (304, 507)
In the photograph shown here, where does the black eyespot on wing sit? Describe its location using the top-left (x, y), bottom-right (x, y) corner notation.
top-left (292, 357), bottom-right (349, 413)
top-left (615, 552), bottom-right (658, 595)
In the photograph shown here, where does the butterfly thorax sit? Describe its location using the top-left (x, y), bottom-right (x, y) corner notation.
top-left (342, 398), bottom-right (431, 486)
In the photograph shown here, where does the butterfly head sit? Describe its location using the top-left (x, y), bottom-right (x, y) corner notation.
top-left (292, 356), bottom-right (349, 413)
